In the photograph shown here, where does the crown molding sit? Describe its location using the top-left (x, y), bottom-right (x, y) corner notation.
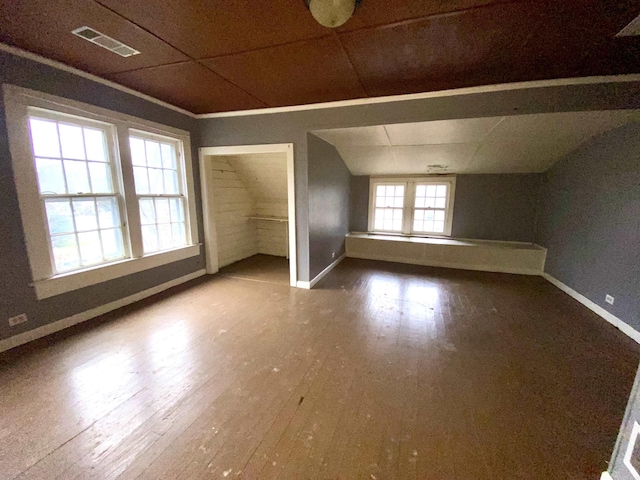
top-left (196, 73), bottom-right (640, 119)
top-left (3, 42), bottom-right (640, 121)
top-left (0, 42), bottom-right (196, 118)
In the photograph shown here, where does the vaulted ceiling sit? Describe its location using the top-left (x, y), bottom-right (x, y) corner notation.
top-left (1, 0), bottom-right (639, 114)
top-left (312, 111), bottom-right (640, 175)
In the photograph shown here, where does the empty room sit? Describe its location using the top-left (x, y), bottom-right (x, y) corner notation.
top-left (1, 1), bottom-right (640, 479)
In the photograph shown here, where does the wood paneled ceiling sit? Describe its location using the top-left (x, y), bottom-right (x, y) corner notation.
top-left (1, 0), bottom-right (639, 114)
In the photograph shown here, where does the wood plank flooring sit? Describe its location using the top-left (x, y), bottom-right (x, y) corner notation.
top-left (219, 254), bottom-right (290, 286)
top-left (1, 258), bottom-right (638, 479)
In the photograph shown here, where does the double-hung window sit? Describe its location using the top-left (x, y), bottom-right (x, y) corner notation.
top-left (368, 176), bottom-right (456, 236)
top-left (4, 85), bottom-right (199, 299)
top-left (29, 111), bottom-right (126, 272)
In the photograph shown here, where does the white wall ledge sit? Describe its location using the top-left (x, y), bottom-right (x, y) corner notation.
top-left (346, 233), bottom-right (546, 275)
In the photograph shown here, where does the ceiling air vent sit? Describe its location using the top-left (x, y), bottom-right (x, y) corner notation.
top-left (72, 27), bottom-right (140, 57)
top-left (617, 14), bottom-right (640, 37)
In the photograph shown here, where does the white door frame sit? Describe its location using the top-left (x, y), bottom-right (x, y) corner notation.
top-left (199, 144), bottom-right (297, 287)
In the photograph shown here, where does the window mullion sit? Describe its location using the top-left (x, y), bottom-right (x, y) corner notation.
top-left (403, 181), bottom-right (414, 234)
top-left (116, 124), bottom-right (143, 259)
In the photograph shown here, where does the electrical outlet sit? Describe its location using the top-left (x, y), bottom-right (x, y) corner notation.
top-left (605, 294), bottom-right (615, 305)
top-left (332, 252), bottom-right (336, 259)
top-left (8, 313), bottom-right (27, 327)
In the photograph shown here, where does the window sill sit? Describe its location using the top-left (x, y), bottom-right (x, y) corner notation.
top-left (347, 232), bottom-right (545, 251)
top-left (32, 244), bottom-right (201, 299)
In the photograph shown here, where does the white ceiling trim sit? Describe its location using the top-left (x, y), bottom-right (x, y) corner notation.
top-left (4, 41), bottom-right (640, 121)
top-left (0, 42), bottom-right (196, 118)
top-left (196, 74), bottom-right (640, 119)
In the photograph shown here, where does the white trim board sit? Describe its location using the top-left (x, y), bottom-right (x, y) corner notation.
top-left (196, 74), bottom-right (640, 118)
top-left (0, 43), bottom-right (195, 117)
top-left (601, 472), bottom-right (614, 480)
top-left (297, 253), bottom-right (346, 289)
top-left (4, 41), bottom-right (640, 120)
top-left (0, 269), bottom-right (206, 354)
top-left (542, 273), bottom-right (640, 344)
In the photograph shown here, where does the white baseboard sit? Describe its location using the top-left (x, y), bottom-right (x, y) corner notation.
top-left (297, 253), bottom-right (346, 289)
top-left (601, 472), bottom-right (613, 480)
top-left (543, 273), bottom-right (640, 344)
top-left (347, 252), bottom-right (542, 276)
top-left (0, 269), bottom-right (207, 354)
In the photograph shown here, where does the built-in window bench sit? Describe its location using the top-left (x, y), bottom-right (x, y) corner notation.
top-left (346, 233), bottom-right (547, 275)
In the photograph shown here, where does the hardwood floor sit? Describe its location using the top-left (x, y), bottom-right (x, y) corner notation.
top-left (1, 258), bottom-right (638, 479)
top-left (219, 254), bottom-right (290, 286)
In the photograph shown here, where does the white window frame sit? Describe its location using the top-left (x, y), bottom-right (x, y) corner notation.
top-left (368, 176), bottom-right (457, 237)
top-left (3, 84), bottom-right (200, 299)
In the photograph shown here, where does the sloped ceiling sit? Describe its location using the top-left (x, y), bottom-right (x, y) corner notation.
top-left (1, 0), bottom-right (639, 113)
top-left (312, 111), bottom-right (640, 175)
top-left (225, 153), bottom-right (288, 202)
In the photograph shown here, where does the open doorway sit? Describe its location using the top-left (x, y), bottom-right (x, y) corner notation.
top-left (199, 144), bottom-right (297, 287)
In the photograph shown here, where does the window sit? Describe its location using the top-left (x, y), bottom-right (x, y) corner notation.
top-left (129, 133), bottom-right (187, 253)
top-left (29, 111), bottom-right (126, 273)
top-left (4, 85), bottom-right (199, 299)
top-left (369, 176), bottom-right (456, 236)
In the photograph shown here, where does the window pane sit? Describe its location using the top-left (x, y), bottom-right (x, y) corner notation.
top-left (426, 185), bottom-right (437, 197)
top-left (133, 166), bottom-right (150, 194)
top-left (101, 228), bottom-right (124, 260)
top-left (142, 225), bottom-right (158, 253)
top-left (88, 162), bottom-right (112, 193)
top-left (59, 124), bottom-right (85, 160)
top-left (169, 198), bottom-right (184, 222)
top-left (146, 141), bottom-right (162, 168)
top-left (414, 210), bottom-right (424, 221)
top-left (78, 231), bottom-right (102, 264)
top-left (155, 198), bottom-right (171, 224)
top-left (433, 221), bottom-right (445, 233)
top-left (158, 223), bottom-right (172, 250)
top-left (84, 128), bottom-right (107, 162)
top-left (415, 196), bottom-right (425, 208)
top-left (374, 218), bottom-right (383, 230)
top-left (29, 119), bottom-right (61, 158)
top-left (161, 144), bottom-right (176, 169)
top-left (395, 185), bottom-right (404, 196)
top-left (72, 198), bottom-right (98, 231)
top-left (416, 185), bottom-right (426, 197)
top-left (393, 196), bottom-right (403, 208)
top-left (139, 198), bottom-right (156, 225)
top-left (435, 198), bottom-right (446, 209)
top-left (148, 168), bottom-right (164, 194)
top-left (130, 137), bottom-right (146, 166)
top-left (413, 219), bottom-right (423, 231)
top-left (425, 198), bottom-right (436, 208)
top-left (51, 234), bottom-right (80, 272)
top-left (376, 185), bottom-right (385, 196)
top-left (64, 160), bottom-right (91, 193)
top-left (425, 211), bottom-right (435, 221)
top-left (435, 210), bottom-right (445, 221)
top-left (375, 196), bottom-right (385, 208)
top-left (172, 222), bottom-right (186, 247)
top-left (36, 158), bottom-right (66, 194)
top-left (45, 199), bottom-right (74, 234)
top-left (436, 185), bottom-right (447, 197)
top-left (164, 170), bottom-right (178, 194)
top-left (97, 197), bottom-right (120, 229)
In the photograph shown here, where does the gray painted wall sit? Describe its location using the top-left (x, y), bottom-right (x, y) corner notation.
top-left (0, 51), bottom-right (205, 342)
top-left (348, 173), bottom-right (542, 243)
top-left (200, 80), bottom-right (640, 282)
top-left (307, 134), bottom-right (351, 279)
top-left (350, 176), bottom-right (370, 232)
top-left (452, 174), bottom-right (541, 242)
top-left (536, 123), bottom-right (640, 330)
